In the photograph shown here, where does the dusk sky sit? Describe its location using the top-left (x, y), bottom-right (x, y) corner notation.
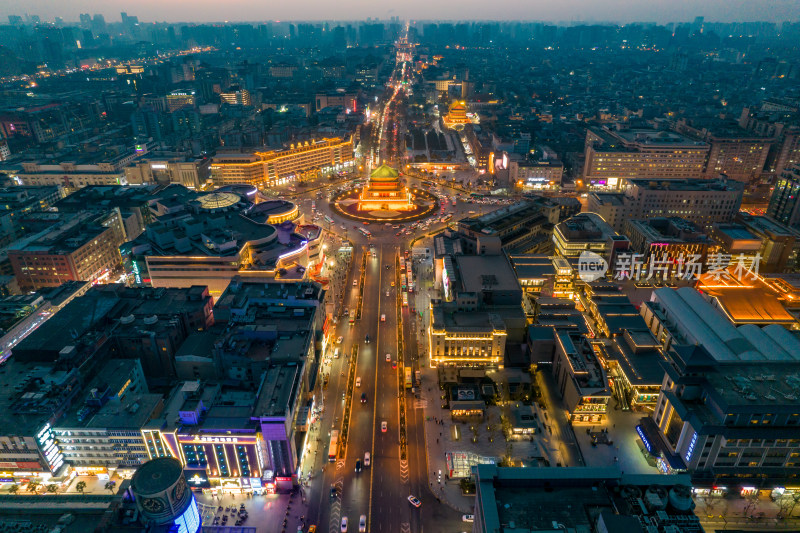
top-left (1, 0), bottom-right (799, 24)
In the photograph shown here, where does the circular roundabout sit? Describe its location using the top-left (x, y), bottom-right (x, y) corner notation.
top-left (330, 187), bottom-right (438, 223)
top-left (329, 164), bottom-right (439, 223)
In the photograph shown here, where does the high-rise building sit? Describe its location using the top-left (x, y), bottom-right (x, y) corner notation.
top-left (587, 177), bottom-right (744, 231)
top-left (219, 87), bottom-right (251, 106)
top-left (582, 127), bottom-right (709, 189)
top-left (767, 165), bottom-right (800, 227)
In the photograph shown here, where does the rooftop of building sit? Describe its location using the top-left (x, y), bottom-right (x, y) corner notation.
top-left (245, 200), bottom-right (297, 223)
top-left (215, 278), bottom-right (324, 316)
top-left (704, 361), bottom-right (800, 409)
top-left (431, 306), bottom-right (506, 333)
top-left (7, 212), bottom-right (113, 255)
top-left (602, 330), bottom-right (668, 386)
top-left (627, 177), bottom-right (745, 192)
top-left (454, 254), bottom-right (520, 294)
top-left (11, 289), bottom-right (120, 360)
top-left (458, 199), bottom-right (554, 235)
top-left (131, 457), bottom-right (183, 495)
top-left (253, 362), bottom-right (304, 418)
top-left (475, 465), bottom-right (696, 533)
top-left (650, 287), bottom-right (800, 362)
top-left (627, 217), bottom-right (709, 244)
top-left (736, 212), bottom-right (800, 238)
top-left (508, 254), bottom-right (556, 280)
top-left (555, 212), bottom-right (617, 242)
top-left (555, 331), bottom-right (608, 391)
top-left (713, 224), bottom-right (762, 242)
top-left (695, 271), bottom-right (797, 326)
top-left (588, 192), bottom-right (626, 207)
top-left (613, 128), bottom-right (708, 148)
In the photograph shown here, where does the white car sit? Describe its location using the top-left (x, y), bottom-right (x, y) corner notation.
top-left (381, 314), bottom-right (386, 322)
top-left (408, 495), bottom-right (421, 507)
top-left (353, 279), bottom-right (358, 286)
top-left (381, 421), bottom-right (387, 432)
top-left (462, 514), bottom-right (474, 522)
top-left (356, 377), bottom-right (361, 387)
top-left (364, 452), bottom-right (370, 466)
top-left (336, 336), bottom-right (343, 344)
top-left (386, 353), bottom-right (391, 362)
top-left (341, 516), bottom-right (348, 532)
top-left (359, 515), bottom-right (366, 532)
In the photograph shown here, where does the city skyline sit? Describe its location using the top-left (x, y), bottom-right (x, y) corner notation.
top-left (2, 0), bottom-right (800, 24)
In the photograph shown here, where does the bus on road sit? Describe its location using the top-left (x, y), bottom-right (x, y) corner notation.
top-left (349, 309), bottom-right (356, 325)
top-left (324, 215), bottom-right (334, 224)
top-left (404, 367), bottom-right (412, 389)
top-left (328, 430), bottom-right (340, 461)
top-left (358, 228), bottom-right (371, 237)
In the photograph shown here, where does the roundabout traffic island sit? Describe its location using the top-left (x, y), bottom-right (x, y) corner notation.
top-left (330, 164), bottom-right (439, 223)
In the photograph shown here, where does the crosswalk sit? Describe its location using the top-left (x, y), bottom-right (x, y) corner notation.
top-left (413, 399), bottom-right (428, 409)
top-left (399, 459), bottom-right (409, 484)
top-left (336, 460), bottom-right (345, 471)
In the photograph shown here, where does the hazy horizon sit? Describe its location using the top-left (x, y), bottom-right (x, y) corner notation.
top-left (1, 0), bottom-right (799, 25)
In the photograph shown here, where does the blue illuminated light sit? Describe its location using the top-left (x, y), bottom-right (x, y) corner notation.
top-left (684, 431), bottom-right (698, 463)
top-left (636, 425), bottom-right (652, 453)
top-left (173, 497), bottom-right (200, 533)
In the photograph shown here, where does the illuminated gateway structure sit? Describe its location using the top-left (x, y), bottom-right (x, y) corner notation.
top-left (357, 164), bottom-right (414, 212)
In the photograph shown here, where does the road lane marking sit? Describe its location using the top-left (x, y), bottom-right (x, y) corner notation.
top-left (367, 245), bottom-right (384, 533)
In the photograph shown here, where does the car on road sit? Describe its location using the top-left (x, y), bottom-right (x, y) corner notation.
top-left (353, 279), bottom-right (358, 286)
top-left (356, 377), bottom-right (361, 387)
top-left (355, 459), bottom-right (362, 472)
top-left (361, 392), bottom-right (367, 403)
top-left (359, 515), bottom-right (367, 532)
top-left (391, 281), bottom-right (395, 287)
top-left (364, 452), bottom-right (370, 466)
top-left (336, 336), bottom-right (343, 344)
top-left (381, 314), bottom-right (386, 322)
top-left (381, 421), bottom-right (387, 432)
top-left (396, 232), bottom-right (402, 236)
top-left (392, 361), bottom-right (397, 369)
top-left (408, 495), bottom-right (421, 507)
top-left (386, 353), bottom-right (391, 361)
top-left (308, 527), bottom-right (317, 533)
top-left (365, 335), bottom-right (370, 343)
top-left (462, 514), bottom-right (474, 522)
top-left (330, 486), bottom-right (337, 499)
top-left (341, 516), bottom-right (348, 532)
top-left (386, 290), bottom-right (390, 296)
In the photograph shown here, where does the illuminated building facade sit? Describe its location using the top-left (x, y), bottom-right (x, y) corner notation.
top-left (553, 212), bottom-right (628, 264)
top-left (258, 137), bottom-right (354, 186)
top-left (123, 191), bottom-right (315, 298)
top-left (624, 217), bottom-right (715, 276)
top-left (210, 154), bottom-right (265, 187)
top-left (767, 165), bottom-right (800, 227)
top-left (211, 138), bottom-right (354, 188)
top-left (588, 177), bottom-right (744, 232)
top-left (552, 331), bottom-right (610, 424)
top-left (429, 307), bottom-right (506, 368)
top-left (583, 127), bottom-right (709, 189)
top-left (443, 101), bottom-right (468, 128)
top-left (131, 457), bottom-right (201, 533)
top-left (166, 90), bottom-right (197, 112)
top-left (8, 210), bottom-right (124, 291)
top-left (219, 87), bottom-right (251, 106)
top-left (357, 164), bottom-right (414, 211)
